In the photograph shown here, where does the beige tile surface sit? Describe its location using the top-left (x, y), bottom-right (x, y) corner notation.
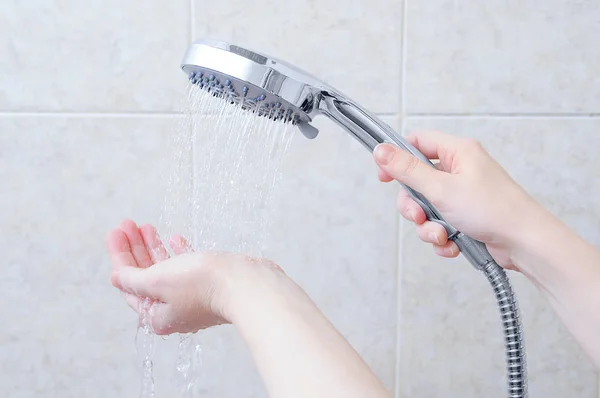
top-left (405, 1), bottom-right (600, 114)
top-left (0, 1), bottom-right (189, 112)
top-left (0, 116), bottom-right (188, 397)
top-left (0, 114), bottom-right (400, 396)
top-left (192, 0), bottom-right (403, 114)
top-left (398, 117), bottom-right (600, 397)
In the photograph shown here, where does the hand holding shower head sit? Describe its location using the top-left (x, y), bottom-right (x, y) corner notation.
top-left (180, 39), bottom-right (528, 398)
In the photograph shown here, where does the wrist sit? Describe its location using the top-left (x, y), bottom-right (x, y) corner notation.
top-left (507, 203), bottom-right (590, 291)
top-left (210, 255), bottom-right (294, 324)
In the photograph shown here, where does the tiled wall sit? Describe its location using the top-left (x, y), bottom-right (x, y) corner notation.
top-left (1, 1), bottom-right (598, 397)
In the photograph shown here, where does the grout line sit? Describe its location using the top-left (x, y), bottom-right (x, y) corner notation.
top-left (394, 214), bottom-right (404, 398)
top-left (394, 213), bottom-right (404, 398)
top-left (0, 111), bottom-right (184, 118)
top-left (0, 111), bottom-right (401, 119)
top-left (190, 0), bottom-right (195, 42)
top-left (407, 113), bottom-right (600, 119)
top-left (395, 1), bottom-right (408, 396)
top-left (375, 112), bottom-right (400, 118)
top-left (395, 117), bottom-right (408, 398)
top-left (400, 0), bottom-right (408, 119)
top-left (5, 111), bottom-right (599, 121)
top-left (395, 0), bottom-right (410, 395)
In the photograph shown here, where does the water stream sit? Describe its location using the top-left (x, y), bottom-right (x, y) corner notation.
top-left (135, 82), bottom-right (295, 397)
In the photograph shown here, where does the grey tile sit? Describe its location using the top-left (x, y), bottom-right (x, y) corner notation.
top-left (398, 118), bottom-right (600, 397)
top-left (0, 116), bottom-right (189, 397)
top-left (192, 0), bottom-right (403, 114)
top-left (405, 1), bottom-right (600, 114)
top-left (186, 114), bottom-right (401, 396)
top-left (0, 1), bottom-right (189, 112)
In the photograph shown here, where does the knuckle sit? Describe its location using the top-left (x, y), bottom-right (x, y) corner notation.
top-left (426, 181), bottom-right (446, 208)
top-left (462, 138), bottom-right (484, 153)
top-left (154, 325), bottom-right (170, 336)
top-left (110, 271), bottom-right (121, 288)
top-left (396, 195), bottom-right (410, 214)
top-left (396, 155), bottom-right (420, 176)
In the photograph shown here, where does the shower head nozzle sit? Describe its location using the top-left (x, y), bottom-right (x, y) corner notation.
top-left (180, 38), bottom-right (421, 156)
top-left (180, 39), bottom-right (323, 139)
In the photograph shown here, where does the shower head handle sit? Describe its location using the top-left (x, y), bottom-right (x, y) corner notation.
top-left (180, 38), bottom-right (493, 269)
top-left (318, 93), bottom-right (462, 234)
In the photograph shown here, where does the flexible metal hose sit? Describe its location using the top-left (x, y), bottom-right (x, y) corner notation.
top-left (482, 261), bottom-right (527, 398)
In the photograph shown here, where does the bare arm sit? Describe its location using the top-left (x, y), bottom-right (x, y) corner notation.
top-left (107, 221), bottom-right (391, 398)
top-left (223, 264), bottom-right (391, 398)
top-left (373, 130), bottom-right (600, 369)
top-left (511, 206), bottom-right (600, 368)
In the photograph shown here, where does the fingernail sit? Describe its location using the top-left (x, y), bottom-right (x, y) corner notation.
top-left (374, 144), bottom-right (397, 165)
top-left (428, 232), bottom-right (440, 244)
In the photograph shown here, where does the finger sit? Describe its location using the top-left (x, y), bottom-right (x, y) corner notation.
top-left (111, 267), bottom-right (163, 300)
top-left (121, 291), bottom-right (142, 313)
top-left (405, 130), bottom-right (465, 173)
top-left (106, 229), bottom-right (138, 272)
top-left (433, 241), bottom-right (460, 258)
top-left (139, 224), bottom-right (170, 263)
top-left (147, 304), bottom-right (173, 335)
top-left (119, 220), bottom-right (153, 268)
top-left (169, 234), bottom-right (193, 255)
top-left (380, 161), bottom-right (442, 183)
top-left (378, 168), bottom-right (394, 182)
top-left (416, 222), bottom-right (449, 245)
top-left (373, 143), bottom-right (448, 200)
top-left (397, 190), bottom-right (427, 225)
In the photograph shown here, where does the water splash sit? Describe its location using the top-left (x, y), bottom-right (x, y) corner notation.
top-left (134, 81), bottom-right (197, 398)
top-left (152, 83), bottom-right (296, 396)
top-left (190, 90), bottom-right (295, 257)
top-left (135, 298), bottom-right (156, 398)
top-left (158, 80), bottom-right (196, 242)
top-left (175, 333), bottom-right (203, 397)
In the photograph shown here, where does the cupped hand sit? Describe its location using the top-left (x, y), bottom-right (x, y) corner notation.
top-left (373, 130), bottom-right (542, 271)
top-left (106, 220), bottom-right (232, 334)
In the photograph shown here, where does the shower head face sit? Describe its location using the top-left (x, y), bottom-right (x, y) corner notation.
top-left (181, 39), bottom-right (327, 138)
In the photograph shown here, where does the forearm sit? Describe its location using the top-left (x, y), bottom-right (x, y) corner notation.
top-left (512, 207), bottom-right (600, 369)
top-left (223, 265), bottom-right (390, 398)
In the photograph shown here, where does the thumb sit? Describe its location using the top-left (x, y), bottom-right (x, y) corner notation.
top-left (111, 266), bottom-right (163, 300)
top-left (373, 143), bottom-right (446, 198)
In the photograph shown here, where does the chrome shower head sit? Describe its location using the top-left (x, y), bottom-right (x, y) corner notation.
top-left (181, 39), bottom-right (412, 147)
top-left (179, 39), bottom-right (528, 398)
top-left (180, 39), bottom-right (445, 220)
top-left (181, 39), bottom-right (323, 138)
top-left (181, 39), bottom-right (445, 221)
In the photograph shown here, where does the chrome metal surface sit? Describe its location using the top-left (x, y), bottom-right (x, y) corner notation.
top-left (180, 38), bottom-right (528, 398)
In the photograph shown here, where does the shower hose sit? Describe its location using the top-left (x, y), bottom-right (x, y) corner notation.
top-left (482, 260), bottom-right (527, 398)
